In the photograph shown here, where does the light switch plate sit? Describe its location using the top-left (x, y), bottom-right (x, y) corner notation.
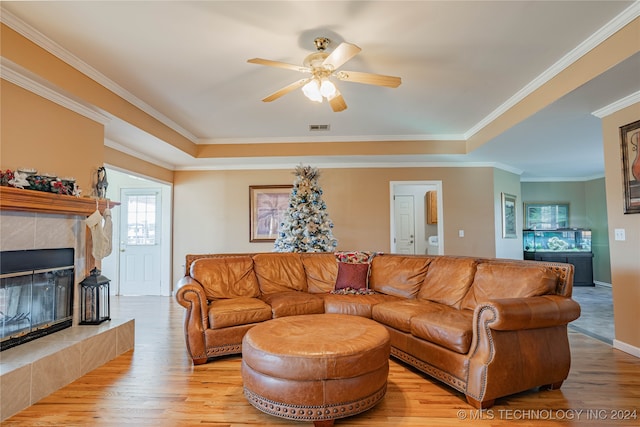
top-left (458, 230), bottom-right (465, 238)
top-left (614, 228), bottom-right (626, 241)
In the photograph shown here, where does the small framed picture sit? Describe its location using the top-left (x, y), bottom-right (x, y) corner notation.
top-left (249, 185), bottom-right (292, 242)
top-left (620, 119), bottom-right (640, 214)
top-left (501, 192), bottom-right (517, 239)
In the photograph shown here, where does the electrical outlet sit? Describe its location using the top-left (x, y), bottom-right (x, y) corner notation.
top-left (614, 228), bottom-right (626, 241)
top-left (458, 230), bottom-right (465, 238)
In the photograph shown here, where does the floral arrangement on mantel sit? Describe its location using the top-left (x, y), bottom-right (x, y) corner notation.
top-left (0, 168), bottom-right (81, 197)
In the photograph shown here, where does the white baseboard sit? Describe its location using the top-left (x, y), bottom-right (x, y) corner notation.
top-left (594, 281), bottom-right (612, 288)
top-left (613, 339), bottom-right (640, 358)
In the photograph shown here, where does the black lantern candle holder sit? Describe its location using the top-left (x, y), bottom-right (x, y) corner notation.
top-left (79, 267), bottom-right (111, 325)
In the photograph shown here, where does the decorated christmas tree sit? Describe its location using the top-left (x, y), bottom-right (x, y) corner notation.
top-left (274, 165), bottom-right (338, 252)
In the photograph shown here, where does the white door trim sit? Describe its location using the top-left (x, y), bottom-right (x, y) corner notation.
top-left (101, 166), bottom-right (173, 296)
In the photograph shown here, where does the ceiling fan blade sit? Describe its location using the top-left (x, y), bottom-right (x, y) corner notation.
top-left (262, 78), bottom-right (311, 102)
top-left (329, 90), bottom-right (347, 112)
top-left (335, 70), bottom-right (401, 88)
top-left (322, 42), bottom-right (361, 70)
top-left (248, 58), bottom-right (310, 73)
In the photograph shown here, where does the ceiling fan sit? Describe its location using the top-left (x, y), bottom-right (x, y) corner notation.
top-left (247, 37), bottom-right (402, 112)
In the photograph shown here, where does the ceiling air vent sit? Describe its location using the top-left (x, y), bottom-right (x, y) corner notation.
top-left (309, 124), bottom-right (330, 131)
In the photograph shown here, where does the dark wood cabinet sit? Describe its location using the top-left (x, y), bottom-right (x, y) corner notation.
top-left (567, 253), bottom-right (594, 286)
top-left (528, 251), bottom-right (594, 286)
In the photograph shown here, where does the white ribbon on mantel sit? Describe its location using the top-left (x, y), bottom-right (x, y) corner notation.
top-left (85, 207), bottom-right (113, 260)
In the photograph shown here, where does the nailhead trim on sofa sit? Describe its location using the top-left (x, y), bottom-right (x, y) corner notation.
top-left (206, 343), bottom-right (242, 357)
top-left (390, 347), bottom-right (467, 392)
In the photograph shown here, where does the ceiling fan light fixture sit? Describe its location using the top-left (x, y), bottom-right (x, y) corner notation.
top-left (302, 79), bottom-right (323, 103)
top-left (319, 79), bottom-right (337, 98)
top-left (249, 37), bottom-right (400, 111)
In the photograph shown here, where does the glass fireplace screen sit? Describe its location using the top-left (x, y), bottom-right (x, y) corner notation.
top-left (1, 248), bottom-right (74, 351)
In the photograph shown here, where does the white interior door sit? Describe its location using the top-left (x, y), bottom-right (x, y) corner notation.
top-left (119, 189), bottom-right (161, 295)
top-left (394, 195), bottom-right (416, 254)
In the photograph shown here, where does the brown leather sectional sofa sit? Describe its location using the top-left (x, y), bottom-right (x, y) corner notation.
top-left (175, 252), bottom-right (580, 408)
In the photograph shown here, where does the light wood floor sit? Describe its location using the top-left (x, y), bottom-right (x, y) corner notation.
top-left (4, 296), bottom-right (640, 426)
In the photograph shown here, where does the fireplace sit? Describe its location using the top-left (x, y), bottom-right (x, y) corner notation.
top-left (0, 248), bottom-right (75, 351)
top-left (0, 188), bottom-right (134, 421)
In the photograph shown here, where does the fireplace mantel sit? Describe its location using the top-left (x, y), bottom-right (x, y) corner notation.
top-left (0, 186), bottom-right (119, 216)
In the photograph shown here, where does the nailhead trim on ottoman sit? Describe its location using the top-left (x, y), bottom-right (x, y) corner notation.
top-left (241, 314), bottom-right (391, 424)
top-left (243, 384), bottom-right (387, 421)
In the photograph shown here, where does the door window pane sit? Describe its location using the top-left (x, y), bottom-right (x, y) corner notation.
top-left (127, 194), bottom-right (157, 245)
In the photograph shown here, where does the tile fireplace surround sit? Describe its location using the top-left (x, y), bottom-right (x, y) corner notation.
top-left (0, 187), bottom-right (134, 421)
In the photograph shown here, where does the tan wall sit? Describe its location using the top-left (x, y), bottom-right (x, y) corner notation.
top-left (104, 147), bottom-right (173, 184)
top-left (197, 139), bottom-right (466, 158)
top-left (0, 80), bottom-right (103, 192)
top-left (172, 166), bottom-right (496, 284)
top-left (602, 102), bottom-right (640, 351)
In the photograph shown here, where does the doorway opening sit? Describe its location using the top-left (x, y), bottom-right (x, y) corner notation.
top-left (101, 167), bottom-right (172, 296)
top-left (390, 181), bottom-right (443, 255)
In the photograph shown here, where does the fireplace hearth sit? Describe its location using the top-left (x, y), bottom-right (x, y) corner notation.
top-left (0, 248), bottom-right (75, 351)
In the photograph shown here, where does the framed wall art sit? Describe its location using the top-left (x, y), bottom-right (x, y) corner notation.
top-left (249, 185), bottom-right (292, 242)
top-left (620, 119), bottom-right (640, 214)
top-left (501, 192), bottom-right (517, 239)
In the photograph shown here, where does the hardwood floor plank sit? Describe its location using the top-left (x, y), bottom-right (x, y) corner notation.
top-left (3, 296), bottom-right (639, 426)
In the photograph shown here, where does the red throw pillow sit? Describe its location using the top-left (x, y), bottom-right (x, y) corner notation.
top-left (334, 262), bottom-right (370, 290)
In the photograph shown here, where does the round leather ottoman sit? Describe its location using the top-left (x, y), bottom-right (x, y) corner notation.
top-left (242, 313), bottom-right (390, 427)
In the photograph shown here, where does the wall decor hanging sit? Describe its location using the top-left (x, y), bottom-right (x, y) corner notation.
top-left (501, 192), bottom-right (517, 238)
top-left (620, 119), bottom-right (640, 214)
top-left (249, 185), bottom-right (293, 242)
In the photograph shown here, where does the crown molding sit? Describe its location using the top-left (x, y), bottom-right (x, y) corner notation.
top-left (520, 173), bottom-right (605, 183)
top-left (173, 159), bottom-right (520, 172)
top-left (198, 134), bottom-right (466, 145)
top-left (465, 1), bottom-right (640, 140)
top-left (0, 7), bottom-right (198, 143)
top-left (591, 90), bottom-right (640, 118)
top-left (1, 57), bottom-right (110, 125)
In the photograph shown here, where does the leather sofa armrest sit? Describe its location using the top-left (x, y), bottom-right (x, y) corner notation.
top-left (466, 295), bottom-right (580, 406)
top-left (476, 295), bottom-right (581, 331)
top-left (176, 276), bottom-right (209, 323)
top-left (175, 276), bottom-right (210, 364)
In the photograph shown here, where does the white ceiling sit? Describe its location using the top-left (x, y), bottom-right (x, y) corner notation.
top-left (2, 1), bottom-right (639, 179)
